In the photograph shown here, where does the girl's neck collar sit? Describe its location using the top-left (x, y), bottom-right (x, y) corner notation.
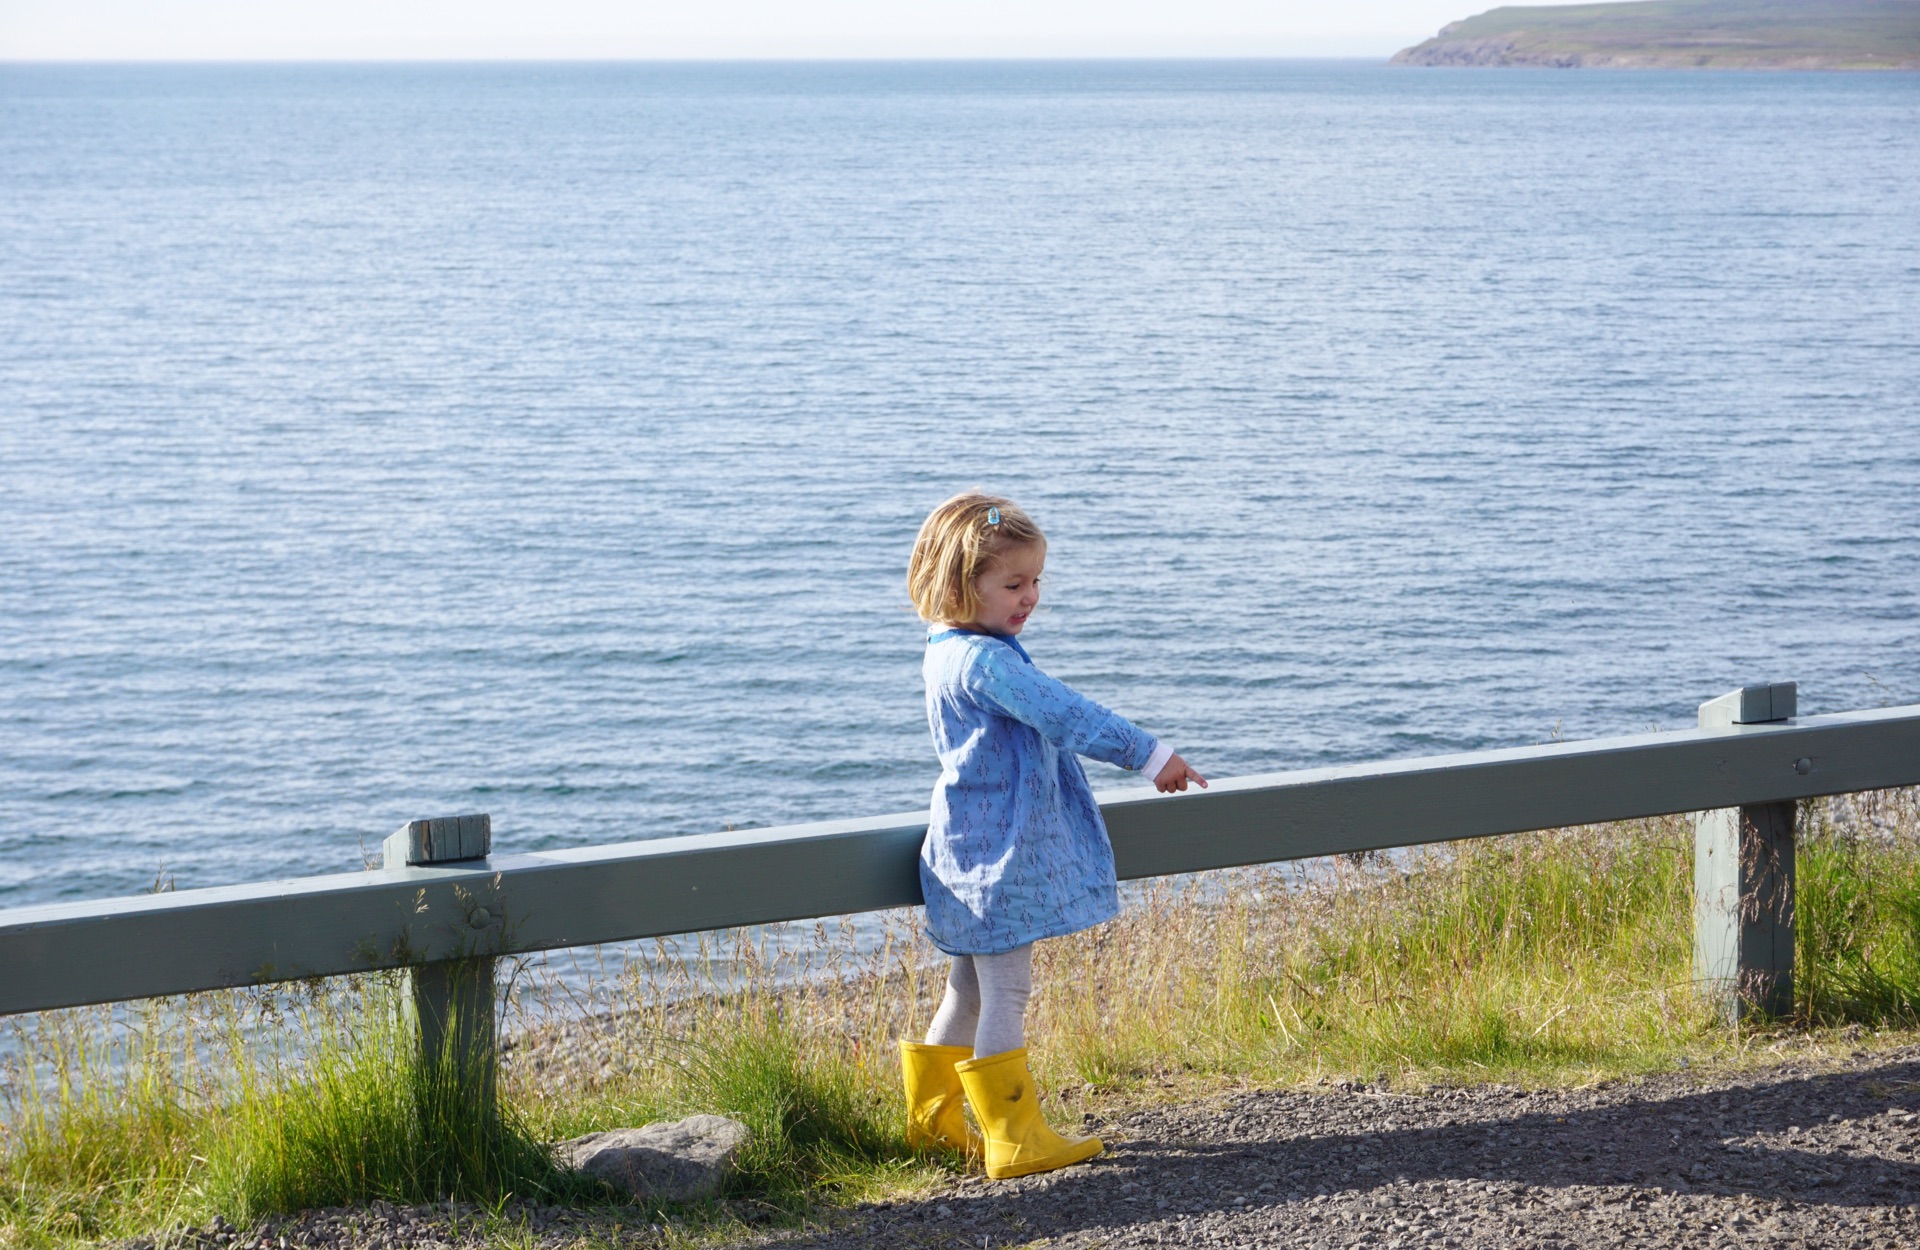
top-left (931, 622), bottom-right (1004, 638)
top-left (928, 624), bottom-right (1032, 654)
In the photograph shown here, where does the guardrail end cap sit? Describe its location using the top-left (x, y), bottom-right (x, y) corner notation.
top-left (384, 814), bottom-right (492, 867)
top-left (1699, 682), bottom-right (1797, 728)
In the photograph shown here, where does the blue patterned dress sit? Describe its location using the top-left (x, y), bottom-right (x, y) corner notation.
top-left (920, 628), bottom-right (1160, 955)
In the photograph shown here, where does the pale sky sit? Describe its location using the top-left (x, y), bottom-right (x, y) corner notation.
top-left (0, 0), bottom-right (1561, 60)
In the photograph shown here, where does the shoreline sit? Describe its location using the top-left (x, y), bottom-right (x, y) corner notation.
top-left (1393, 0), bottom-right (1920, 71)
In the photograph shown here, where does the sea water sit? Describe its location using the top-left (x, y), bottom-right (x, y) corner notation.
top-left (2, 61), bottom-right (1917, 921)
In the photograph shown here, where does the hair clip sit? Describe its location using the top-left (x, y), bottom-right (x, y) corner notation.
top-left (987, 507), bottom-right (1001, 526)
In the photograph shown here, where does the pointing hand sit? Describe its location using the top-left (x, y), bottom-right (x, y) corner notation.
top-left (1153, 753), bottom-right (1208, 794)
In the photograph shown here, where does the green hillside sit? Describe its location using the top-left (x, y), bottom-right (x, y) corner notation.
top-left (1392, 0), bottom-right (1920, 68)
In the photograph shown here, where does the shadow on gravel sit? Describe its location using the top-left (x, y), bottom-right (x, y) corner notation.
top-left (797, 1057), bottom-right (1920, 1247)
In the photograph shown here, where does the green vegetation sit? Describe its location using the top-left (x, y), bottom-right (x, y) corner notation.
top-left (4, 789), bottom-right (1918, 1248)
top-left (1800, 813), bottom-right (1920, 1023)
top-left (1045, 793), bottom-right (1919, 1093)
top-left (1393, 0), bottom-right (1920, 70)
top-left (196, 987), bottom-right (578, 1220)
top-left (0, 962), bottom-right (924, 1248)
top-left (0, 979), bottom-right (589, 1244)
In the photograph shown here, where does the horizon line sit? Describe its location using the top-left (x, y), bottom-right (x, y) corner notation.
top-left (1, 53), bottom-right (1404, 65)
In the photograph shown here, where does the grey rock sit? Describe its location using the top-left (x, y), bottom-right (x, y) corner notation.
top-left (555, 1113), bottom-right (750, 1202)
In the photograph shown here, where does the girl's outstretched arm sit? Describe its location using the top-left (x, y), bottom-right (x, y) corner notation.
top-left (965, 645), bottom-right (1203, 788)
top-left (964, 644), bottom-right (1153, 768)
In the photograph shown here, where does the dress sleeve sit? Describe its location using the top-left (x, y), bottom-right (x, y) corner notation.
top-left (964, 645), bottom-right (1159, 771)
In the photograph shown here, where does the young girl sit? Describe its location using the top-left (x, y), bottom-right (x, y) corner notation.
top-left (901, 491), bottom-right (1205, 1180)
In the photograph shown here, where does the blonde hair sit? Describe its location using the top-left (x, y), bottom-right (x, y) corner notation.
top-left (907, 492), bottom-right (1046, 624)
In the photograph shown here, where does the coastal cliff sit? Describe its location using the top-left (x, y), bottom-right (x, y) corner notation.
top-left (1393, 0), bottom-right (1920, 69)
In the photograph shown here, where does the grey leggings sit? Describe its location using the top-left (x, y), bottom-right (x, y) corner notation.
top-left (923, 944), bottom-right (1034, 1058)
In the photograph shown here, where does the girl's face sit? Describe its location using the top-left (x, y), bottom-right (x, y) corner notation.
top-left (968, 542), bottom-right (1045, 636)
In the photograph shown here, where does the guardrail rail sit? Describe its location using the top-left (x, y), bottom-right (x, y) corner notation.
top-left (5, 682), bottom-right (1919, 1099)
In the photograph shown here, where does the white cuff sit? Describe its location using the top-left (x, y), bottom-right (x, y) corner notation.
top-left (1141, 740), bottom-right (1175, 783)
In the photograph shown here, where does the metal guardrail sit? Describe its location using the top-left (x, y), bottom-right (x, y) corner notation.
top-left (4, 685), bottom-right (1918, 1079)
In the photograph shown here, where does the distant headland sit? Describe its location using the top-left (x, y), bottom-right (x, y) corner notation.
top-left (1392, 0), bottom-right (1920, 69)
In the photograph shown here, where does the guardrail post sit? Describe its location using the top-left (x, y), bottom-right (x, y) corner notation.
top-left (382, 814), bottom-right (497, 1109)
top-left (1694, 683), bottom-right (1798, 1022)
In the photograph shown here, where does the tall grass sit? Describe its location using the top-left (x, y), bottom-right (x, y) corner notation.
top-left (1799, 789), bottom-right (1920, 1026)
top-left (196, 975), bottom-right (581, 1221)
top-left (1039, 791), bottom-right (1920, 1092)
top-left (1039, 814), bottom-right (1708, 1089)
top-left (1, 999), bottom-right (205, 1245)
top-left (5, 790), bottom-right (1919, 1247)
top-left (0, 975), bottom-right (586, 1247)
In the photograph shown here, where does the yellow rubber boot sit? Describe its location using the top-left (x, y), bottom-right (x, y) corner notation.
top-left (954, 1047), bottom-right (1102, 1180)
top-left (900, 1041), bottom-right (980, 1157)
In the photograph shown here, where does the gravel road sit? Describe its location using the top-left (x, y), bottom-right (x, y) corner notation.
top-left (159, 1046), bottom-right (1920, 1250)
top-left (785, 1047), bottom-right (1920, 1249)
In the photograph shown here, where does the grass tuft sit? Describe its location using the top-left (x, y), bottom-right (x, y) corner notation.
top-left (1798, 794), bottom-right (1920, 1026)
top-left (681, 1013), bottom-right (905, 1197)
top-left (1, 977), bottom-right (586, 1247)
top-left (197, 976), bottom-right (582, 1221)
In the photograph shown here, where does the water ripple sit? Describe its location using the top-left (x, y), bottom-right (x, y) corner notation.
top-left (1, 62), bottom-right (1916, 907)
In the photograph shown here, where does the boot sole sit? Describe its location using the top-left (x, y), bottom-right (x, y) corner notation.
top-left (983, 1135), bottom-right (1103, 1180)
